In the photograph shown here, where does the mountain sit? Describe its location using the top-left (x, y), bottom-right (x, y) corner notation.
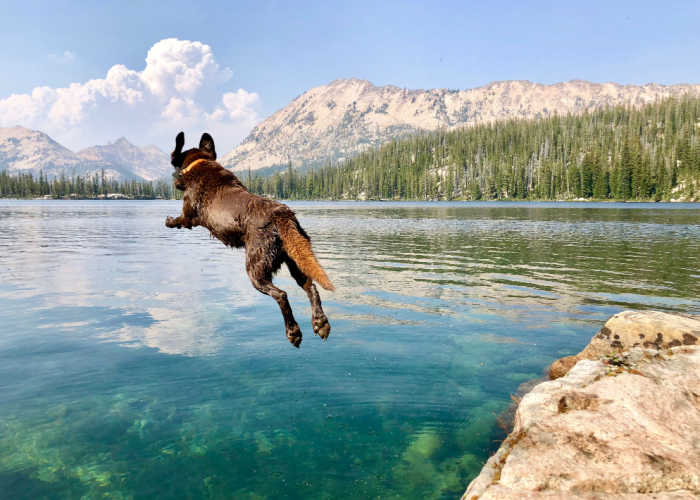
top-left (222, 79), bottom-right (700, 173)
top-left (77, 137), bottom-right (170, 181)
top-left (0, 126), bottom-right (86, 177)
top-left (0, 127), bottom-right (169, 181)
top-left (247, 95), bottom-right (700, 202)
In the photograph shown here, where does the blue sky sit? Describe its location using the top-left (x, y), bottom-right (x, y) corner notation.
top-left (1, 0), bottom-right (698, 151)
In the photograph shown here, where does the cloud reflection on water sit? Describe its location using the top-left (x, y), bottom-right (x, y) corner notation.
top-left (1, 200), bottom-right (699, 499)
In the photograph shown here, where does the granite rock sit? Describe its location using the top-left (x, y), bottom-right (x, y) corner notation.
top-left (549, 311), bottom-right (700, 379)
top-left (464, 311), bottom-right (700, 500)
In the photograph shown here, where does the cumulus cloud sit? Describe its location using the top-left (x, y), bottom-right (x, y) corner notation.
top-left (0, 38), bottom-right (259, 151)
top-left (209, 89), bottom-right (261, 121)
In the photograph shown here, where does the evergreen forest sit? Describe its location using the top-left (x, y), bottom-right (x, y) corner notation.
top-left (248, 96), bottom-right (700, 201)
top-left (0, 170), bottom-right (177, 199)
top-left (1, 96), bottom-right (699, 201)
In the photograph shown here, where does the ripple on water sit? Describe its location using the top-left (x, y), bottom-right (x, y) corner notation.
top-left (0, 200), bottom-right (698, 499)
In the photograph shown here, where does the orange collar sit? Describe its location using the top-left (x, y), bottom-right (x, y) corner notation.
top-left (181, 158), bottom-right (208, 175)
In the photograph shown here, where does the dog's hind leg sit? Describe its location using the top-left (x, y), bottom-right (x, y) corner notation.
top-left (248, 273), bottom-right (302, 347)
top-left (286, 257), bottom-right (331, 340)
top-left (246, 240), bottom-right (302, 347)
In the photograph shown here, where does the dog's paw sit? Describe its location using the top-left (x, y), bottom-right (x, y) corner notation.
top-left (286, 325), bottom-right (302, 348)
top-left (313, 316), bottom-right (331, 340)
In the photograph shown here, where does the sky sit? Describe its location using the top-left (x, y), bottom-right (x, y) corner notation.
top-left (1, 0), bottom-right (699, 153)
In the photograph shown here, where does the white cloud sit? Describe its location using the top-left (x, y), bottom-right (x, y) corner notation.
top-left (49, 50), bottom-right (76, 64)
top-left (214, 89), bottom-right (261, 120)
top-left (1, 38), bottom-right (259, 152)
top-left (161, 96), bottom-right (199, 121)
top-left (141, 39), bottom-right (230, 97)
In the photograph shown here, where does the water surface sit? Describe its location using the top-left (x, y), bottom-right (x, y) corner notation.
top-left (1, 200), bottom-right (698, 499)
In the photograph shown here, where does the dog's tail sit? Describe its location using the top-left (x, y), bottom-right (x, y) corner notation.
top-left (276, 214), bottom-right (334, 291)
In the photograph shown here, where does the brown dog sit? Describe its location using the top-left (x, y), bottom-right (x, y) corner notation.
top-left (165, 132), bottom-right (333, 347)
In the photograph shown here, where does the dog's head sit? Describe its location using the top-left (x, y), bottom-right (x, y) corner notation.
top-left (171, 131), bottom-right (217, 189)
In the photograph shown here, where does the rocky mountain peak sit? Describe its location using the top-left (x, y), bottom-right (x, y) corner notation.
top-left (0, 127), bottom-right (169, 181)
top-left (221, 79), bottom-right (700, 173)
top-left (113, 137), bottom-right (133, 146)
top-left (0, 126), bottom-right (82, 175)
top-left (77, 138), bottom-right (169, 181)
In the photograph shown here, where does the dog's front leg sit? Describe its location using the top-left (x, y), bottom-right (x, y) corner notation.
top-left (166, 196), bottom-right (199, 228)
top-left (165, 214), bottom-right (198, 229)
top-left (166, 195), bottom-right (200, 229)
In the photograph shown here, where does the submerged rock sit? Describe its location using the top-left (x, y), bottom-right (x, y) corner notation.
top-left (549, 310), bottom-right (700, 379)
top-left (463, 311), bottom-right (700, 499)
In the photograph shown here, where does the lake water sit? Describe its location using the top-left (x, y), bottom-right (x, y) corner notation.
top-left (1, 200), bottom-right (698, 499)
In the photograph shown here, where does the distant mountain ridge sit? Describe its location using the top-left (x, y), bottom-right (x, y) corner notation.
top-left (221, 78), bottom-right (700, 173)
top-left (5, 79), bottom-right (700, 180)
top-left (77, 137), bottom-right (169, 181)
top-left (0, 126), bottom-right (170, 181)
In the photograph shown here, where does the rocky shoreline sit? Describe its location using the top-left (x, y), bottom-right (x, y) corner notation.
top-left (462, 311), bottom-right (700, 499)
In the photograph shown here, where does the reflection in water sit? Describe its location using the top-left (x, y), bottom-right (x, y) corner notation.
top-left (0, 200), bottom-right (698, 499)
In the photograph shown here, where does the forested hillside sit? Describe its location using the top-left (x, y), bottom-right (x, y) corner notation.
top-left (248, 96), bottom-right (700, 201)
top-left (3, 96), bottom-right (699, 201)
top-left (223, 78), bottom-right (700, 173)
top-left (0, 170), bottom-right (176, 199)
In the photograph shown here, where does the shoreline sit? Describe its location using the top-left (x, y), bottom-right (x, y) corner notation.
top-left (1, 197), bottom-right (698, 204)
top-left (462, 311), bottom-right (700, 499)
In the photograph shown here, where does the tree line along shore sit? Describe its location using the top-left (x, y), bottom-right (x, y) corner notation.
top-left (2, 96), bottom-right (699, 201)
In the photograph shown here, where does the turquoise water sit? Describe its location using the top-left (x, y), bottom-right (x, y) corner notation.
top-left (1, 200), bottom-right (698, 499)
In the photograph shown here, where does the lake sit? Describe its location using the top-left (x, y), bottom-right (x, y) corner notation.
top-left (1, 200), bottom-right (698, 499)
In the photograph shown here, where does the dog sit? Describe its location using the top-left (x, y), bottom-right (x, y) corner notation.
top-left (165, 132), bottom-right (333, 347)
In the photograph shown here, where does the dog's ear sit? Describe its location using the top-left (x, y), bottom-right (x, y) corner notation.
top-left (199, 133), bottom-right (216, 160)
top-left (171, 131), bottom-right (185, 167)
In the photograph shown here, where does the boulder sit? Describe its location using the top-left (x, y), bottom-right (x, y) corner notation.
top-left (549, 311), bottom-right (700, 379)
top-left (463, 311), bottom-right (700, 500)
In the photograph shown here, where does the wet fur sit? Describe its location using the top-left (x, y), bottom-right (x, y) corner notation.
top-left (166, 132), bottom-right (332, 347)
